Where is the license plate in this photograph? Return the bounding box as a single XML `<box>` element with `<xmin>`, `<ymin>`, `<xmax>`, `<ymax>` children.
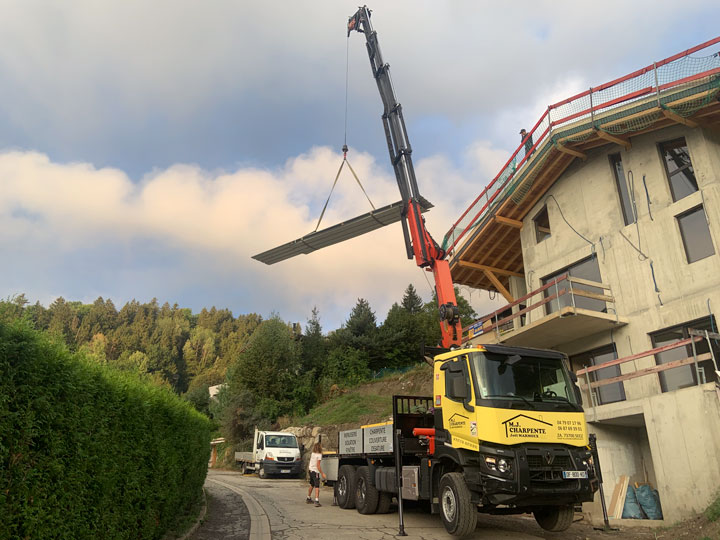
<box><xmin>281</xmin><ymin>469</ymin><xmax>290</xmax><ymax>473</ymax></box>
<box><xmin>562</xmin><ymin>470</ymin><xmax>587</xmax><ymax>479</ymax></box>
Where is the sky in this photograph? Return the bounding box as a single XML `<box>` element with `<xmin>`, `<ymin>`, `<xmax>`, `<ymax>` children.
<box><xmin>1</xmin><ymin>0</ymin><xmax>719</xmax><ymax>332</ymax></box>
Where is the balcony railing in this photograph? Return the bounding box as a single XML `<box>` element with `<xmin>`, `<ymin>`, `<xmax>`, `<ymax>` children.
<box><xmin>464</xmin><ymin>274</ymin><xmax>618</xmax><ymax>344</ymax></box>
<box><xmin>576</xmin><ymin>331</ymin><xmax>719</xmax><ymax>409</ymax></box>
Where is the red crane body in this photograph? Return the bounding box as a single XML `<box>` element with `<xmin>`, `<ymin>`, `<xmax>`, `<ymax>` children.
<box><xmin>348</xmin><ymin>6</ymin><xmax>462</xmax><ymax>348</ymax></box>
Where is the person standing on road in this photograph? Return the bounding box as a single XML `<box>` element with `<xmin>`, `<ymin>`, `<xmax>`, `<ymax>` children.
<box><xmin>306</xmin><ymin>442</ymin><xmax>326</xmax><ymax>507</ymax></box>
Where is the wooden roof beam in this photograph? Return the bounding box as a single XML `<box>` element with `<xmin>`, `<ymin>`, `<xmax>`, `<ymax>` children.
<box><xmin>482</xmin><ymin>268</ymin><xmax>514</xmax><ymax>303</ymax></box>
<box><xmin>458</xmin><ymin>260</ymin><xmax>524</xmax><ymax>278</ymax></box>
<box><xmin>662</xmin><ymin>108</ymin><xmax>699</xmax><ymax>128</ymax></box>
<box><xmin>594</xmin><ymin>129</ymin><xmax>631</xmax><ymax>150</ymax></box>
<box><xmin>555</xmin><ymin>142</ymin><xmax>587</xmax><ymax>161</ymax></box>
<box><xmin>494</xmin><ymin>215</ymin><xmax>523</xmax><ymax>229</ymax></box>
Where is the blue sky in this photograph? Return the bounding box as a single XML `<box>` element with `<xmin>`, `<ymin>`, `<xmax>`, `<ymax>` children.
<box><xmin>1</xmin><ymin>1</ymin><xmax>719</xmax><ymax>331</ymax></box>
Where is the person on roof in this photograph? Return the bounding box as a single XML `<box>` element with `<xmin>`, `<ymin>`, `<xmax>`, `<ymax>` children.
<box><xmin>520</xmin><ymin>128</ymin><xmax>534</xmax><ymax>158</ymax></box>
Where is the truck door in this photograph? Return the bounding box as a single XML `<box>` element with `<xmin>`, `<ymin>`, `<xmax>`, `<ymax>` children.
<box><xmin>255</xmin><ymin>432</ymin><xmax>264</xmax><ymax>463</ymax></box>
<box><xmin>439</xmin><ymin>356</ymin><xmax>478</xmax><ymax>451</ymax></box>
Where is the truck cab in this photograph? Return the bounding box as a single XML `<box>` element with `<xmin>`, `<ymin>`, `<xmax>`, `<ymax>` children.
<box><xmin>252</xmin><ymin>429</ymin><xmax>304</xmax><ymax>478</ymax></box>
<box><xmin>433</xmin><ymin>344</ymin><xmax>597</xmax><ymax>532</ymax></box>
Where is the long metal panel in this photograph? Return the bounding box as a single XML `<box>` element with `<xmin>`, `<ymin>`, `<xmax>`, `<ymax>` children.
<box><xmin>252</xmin><ymin>197</ymin><xmax>432</xmax><ymax>265</ymax></box>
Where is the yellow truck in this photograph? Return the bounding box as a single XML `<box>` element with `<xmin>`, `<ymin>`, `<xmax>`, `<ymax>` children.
<box><xmin>324</xmin><ymin>344</ymin><xmax>597</xmax><ymax>536</ymax></box>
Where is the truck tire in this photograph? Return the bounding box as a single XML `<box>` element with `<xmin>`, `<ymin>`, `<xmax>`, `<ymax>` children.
<box><xmin>533</xmin><ymin>504</ymin><xmax>574</xmax><ymax>532</ymax></box>
<box><xmin>439</xmin><ymin>472</ymin><xmax>477</xmax><ymax>537</ymax></box>
<box><xmin>337</xmin><ymin>465</ymin><xmax>357</xmax><ymax>509</ymax></box>
<box><xmin>376</xmin><ymin>492</ymin><xmax>392</xmax><ymax>514</ymax></box>
<box><xmin>355</xmin><ymin>466</ymin><xmax>379</xmax><ymax>515</ymax></box>
<box><xmin>258</xmin><ymin>466</ymin><xmax>267</xmax><ymax>479</ymax></box>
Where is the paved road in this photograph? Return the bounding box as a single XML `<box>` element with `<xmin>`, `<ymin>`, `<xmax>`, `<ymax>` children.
<box><xmin>201</xmin><ymin>470</ymin><xmax>570</xmax><ymax>540</ymax></box>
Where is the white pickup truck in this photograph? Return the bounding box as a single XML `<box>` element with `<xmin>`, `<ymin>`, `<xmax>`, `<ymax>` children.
<box><xmin>235</xmin><ymin>429</ymin><xmax>304</xmax><ymax>478</ymax></box>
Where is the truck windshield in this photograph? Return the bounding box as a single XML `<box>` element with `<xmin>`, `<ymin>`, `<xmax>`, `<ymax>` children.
<box><xmin>468</xmin><ymin>351</ymin><xmax>580</xmax><ymax>410</ymax></box>
<box><xmin>265</xmin><ymin>435</ymin><xmax>298</xmax><ymax>448</ymax></box>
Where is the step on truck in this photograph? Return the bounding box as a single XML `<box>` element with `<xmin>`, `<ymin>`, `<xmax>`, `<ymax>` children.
<box><xmin>235</xmin><ymin>428</ymin><xmax>304</xmax><ymax>478</ymax></box>
<box><xmin>324</xmin><ymin>344</ymin><xmax>598</xmax><ymax>536</ymax></box>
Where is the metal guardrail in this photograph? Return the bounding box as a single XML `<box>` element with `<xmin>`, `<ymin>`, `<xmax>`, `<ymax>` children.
<box><xmin>576</xmin><ymin>330</ymin><xmax>720</xmax><ymax>408</ymax></box>
<box><xmin>442</xmin><ymin>36</ymin><xmax>720</xmax><ymax>256</ymax></box>
<box><xmin>463</xmin><ymin>274</ymin><xmax>615</xmax><ymax>341</ymax></box>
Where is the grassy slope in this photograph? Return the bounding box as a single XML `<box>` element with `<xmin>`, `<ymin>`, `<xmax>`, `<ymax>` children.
<box><xmin>295</xmin><ymin>362</ymin><xmax>433</xmax><ymax>427</ymax></box>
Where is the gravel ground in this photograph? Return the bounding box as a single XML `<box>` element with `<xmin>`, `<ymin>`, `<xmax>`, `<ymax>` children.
<box><xmin>190</xmin><ymin>478</ymin><xmax>251</xmax><ymax>540</ymax></box>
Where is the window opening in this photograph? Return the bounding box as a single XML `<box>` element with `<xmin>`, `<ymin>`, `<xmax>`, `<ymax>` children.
<box><xmin>542</xmin><ymin>255</ymin><xmax>604</xmax><ymax>315</ymax></box>
<box><xmin>534</xmin><ymin>205</ymin><xmax>551</xmax><ymax>243</ymax></box>
<box><xmin>570</xmin><ymin>345</ymin><xmax>625</xmax><ymax>405</ymax></box>
<box><xmin>609</xmin><ymin>153</ymin><xmax>635</xmax><ymax>226</ymax></box>
<box><xmin>650</xmin><ymin>316</ymin><xmax>719</xmax><ymax>393</ymax></box>
<box><xmin>677</xmin><ymin>205</ymin><xmax>715</xmax><ymax>263</ymax></box>
<box><xmin>660</xmin><ymin>138</ymin><xmax>698</xmax><ymax>202</ymax></box>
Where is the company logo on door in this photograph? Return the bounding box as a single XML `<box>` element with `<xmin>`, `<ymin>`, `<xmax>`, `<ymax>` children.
<box><xmin>448</xmin><ymin>413</ymin><xmax>468</xmax><ymax>430</ymax></box>
<box><xmin>501</xmin><ymin>414</ymin><xmax>553</xmax><ymax>439</ymax></box>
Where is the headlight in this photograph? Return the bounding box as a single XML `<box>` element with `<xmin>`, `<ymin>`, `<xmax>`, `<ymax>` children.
<box><xmin>485</xmin><ymin>455</ymin><xmax>512</xmax><ymax>475</ymax></box>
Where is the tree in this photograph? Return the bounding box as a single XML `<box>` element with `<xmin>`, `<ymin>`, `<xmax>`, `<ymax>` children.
<box><xmin>48</xmin><ymin>297</ymin><xmax>78</xmax><ymax>346</ymax></box>
<box><xmin>346</xmin><ymin>298</ymin><xmax>377</xmax><ymax>337</ymax></box>
<box><xmin>301</xmin><ymin>307</ymin><xmax>326</xmax><ymax>373</ymax></box>
<box><xmin>401</xmin><ymin>284</ymin><xmax>423</xmax><ymax>314</ymax></box>
<box><xmin>80</xmin><ymin>333</ymin><xmax>108</xmax><ymax>364</ymax></box>
<box><xmin>322</xmin><ymin>346</ymin><xmax>370</xmax><ymax>387</ymax></box>
<box><xmin>226</xmin><ymin>316</ymin><xmax>302</xmax><ymax>422</ymax></box>
<box><xmin>183</xmin><ymin>327</ymin><xmax>218</xmax><ymax>380</ymax></box>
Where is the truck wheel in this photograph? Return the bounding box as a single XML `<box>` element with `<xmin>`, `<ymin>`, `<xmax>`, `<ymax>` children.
<box><xmin>355</xmin><ymin>466</ymin><xmax>379</xmax><ymax>515</ymax></box>
<box><xmin>337</xmin><ymin>465</ymin><xmax>357</xmax><ymax>509</ymax></box>
<box><xmin>258</xmin><ymin>466</ymin><xmax>266</xmax><ymax>479</ymax></box>
<box><xmin>439</xmin><ymin>472</ymin><xmax>477</xmax><ymax>537</ymax></box>
<box><xmin>533</xmin><ymin>504</ymin><xmax>574</xmax><ymax>532</ymax></box>
<box><xmin>376</xmin><ymin>492</ymin><xmax>392</xmax><ymax>514</ymax></box>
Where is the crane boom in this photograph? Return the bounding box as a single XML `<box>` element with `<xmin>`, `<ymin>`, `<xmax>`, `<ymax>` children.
<box><xmin>348</xmin><ymin>6</ymin><xmax>462</xmax><ymax>347</ymax></box>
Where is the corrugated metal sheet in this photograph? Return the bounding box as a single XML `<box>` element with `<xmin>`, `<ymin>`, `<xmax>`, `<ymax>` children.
<box><xmin>252</xmin><ymin>197</ymin><xmax>432</xmax><ymax>265</ymax></box>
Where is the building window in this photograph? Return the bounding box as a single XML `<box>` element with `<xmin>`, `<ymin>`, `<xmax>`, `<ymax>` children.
<box><xmin>610</xmin><ymin>153</ymin><xmax>635</xmax><ymax>226</ymax></box>
<box><xmin>570</xmin><ymin>345</ymin><xmax>625</xmax><ymax>406</ymax></box>
<box><xmin>534</xmin><ymin>206</ymin><xmax>551</xmax><ymax>243</ymax></box>
<box><xmin>677</xmin><ymin>206</ymin><xmax>715</xmax><ymax>263</ymax></box>
<box><xmin>542</xmin><ymin>255</ymin><xmax>604</xmax><ymax>315</ymax></box>
<box><xmin>650</xmin><ymin>317</ymin><xmax>719</xmax><ymax>393</ymax></box>
<box><xmin>660</xmin><ymin>138</ymin><xmax>698</xmax><ymax>202</ymax></box>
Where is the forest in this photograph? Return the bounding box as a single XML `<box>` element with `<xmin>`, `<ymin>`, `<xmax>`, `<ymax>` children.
<box><xmin>0</xmin><ymin>285</ymin><xmax>476</xmax><ymax>444</ymax></box>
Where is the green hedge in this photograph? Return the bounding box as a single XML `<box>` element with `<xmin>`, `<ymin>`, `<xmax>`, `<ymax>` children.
<box><xmin>0</xmin><ymin>321</ymin><xmax>212</xmax><ymax>539</ymax></box>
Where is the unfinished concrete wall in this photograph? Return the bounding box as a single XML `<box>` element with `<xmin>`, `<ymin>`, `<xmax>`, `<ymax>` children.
<box><xmin>518</xmin><ymin>123</ymin><xmax>720</xmax><ymax>523</ymax></box>
<box><xmin>643</xmin><ymin>383</ymin><xmax>720</xmax><ymax>522</ymax></box>
<box><xmin>521</xmin><ymin>125</ymin><xmax>719</xmax><ymax>399</ymax></box>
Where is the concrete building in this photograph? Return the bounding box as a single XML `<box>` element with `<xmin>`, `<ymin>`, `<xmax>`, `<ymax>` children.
<box><xmin>446</xmin><ymin>37</ymin><xmax>720</xmax><ymax>524</ymax></box>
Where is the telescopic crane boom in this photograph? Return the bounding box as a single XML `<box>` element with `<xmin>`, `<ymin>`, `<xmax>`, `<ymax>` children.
<box><xmin>347</xmin><ymin>6</ymin><xmax>462</xmax><ymax>347</ymax></box>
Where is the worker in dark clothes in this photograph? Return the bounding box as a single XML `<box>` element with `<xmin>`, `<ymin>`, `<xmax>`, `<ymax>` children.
<box><xmin>520</xmin><ymin>128</ymin><xmax>534</xmax><ymax>158</ymax></box>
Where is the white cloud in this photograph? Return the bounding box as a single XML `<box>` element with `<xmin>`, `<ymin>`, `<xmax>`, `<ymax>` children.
<box><xmin>0</xmin><ymin>147</ymin><xmax>502</xmax><ymax>326</ymax></box>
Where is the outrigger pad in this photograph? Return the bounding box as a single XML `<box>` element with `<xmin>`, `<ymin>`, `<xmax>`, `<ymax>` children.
<box><xmin>252</xmin><ymin>197</ymin><xmax>432</xmax><ymax>265</ymax></box>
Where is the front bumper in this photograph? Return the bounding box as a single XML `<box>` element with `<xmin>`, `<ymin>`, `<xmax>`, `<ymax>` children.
<box><xmin>261</xmin><ymin>459</ymin><xmax>304</xmax><ymax>476</ymax></box>
<box><xmin>477</xmin><ymin>444</ymin><xmax>598</xmax><ymax>507</ymax></box>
